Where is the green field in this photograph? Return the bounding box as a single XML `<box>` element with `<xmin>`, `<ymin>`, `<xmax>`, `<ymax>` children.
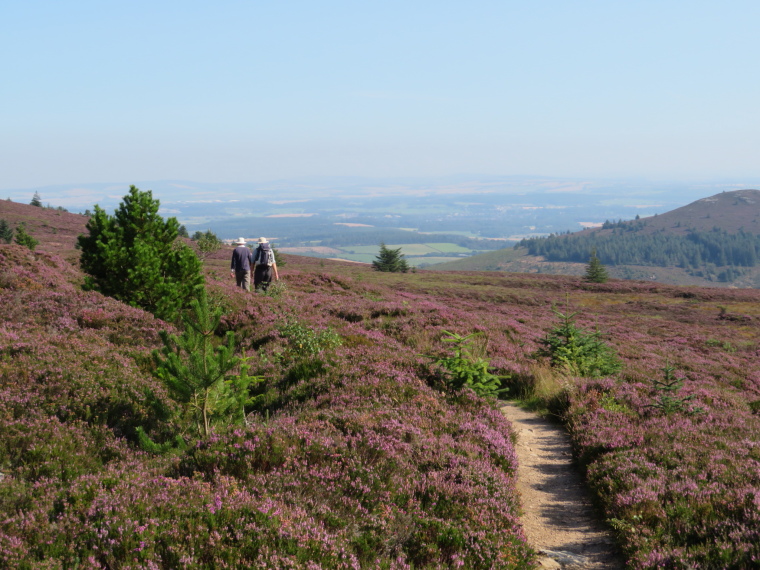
<box><xmin>332</xmin><ymin>253</ymin><xmax>376</xmax><ymax>263</ymax></box>
<box><xmin>409</xmin><ymin>256</ymin><xmax>464</xmax><ymax>267</ymax></box>
<box><xmin>342</xmin><ymin>243</ymin><xmax>472</xmax><ymax>256</ymax></box>
<box><xmin>424</xmin><ymin>242</ymin><xmax>471</xmax><ymax>253</ymax></box>
<box><xmin>325</xmin><ymin>242</ymin><xmax>478</xmax><ymax>266</ymax></box>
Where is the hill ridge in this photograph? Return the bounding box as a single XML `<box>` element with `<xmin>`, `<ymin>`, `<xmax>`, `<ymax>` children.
<box><xmin>437</xmin><ymin>189</ymin><xmax>760</xmax><ymax>287</ymax></box>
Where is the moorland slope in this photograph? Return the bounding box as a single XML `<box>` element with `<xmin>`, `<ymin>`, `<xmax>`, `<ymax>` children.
<box><xmin>438</xmin><ymin>189</ymin><xmax>760</xmax><ymax>288</ymax></box>
<box><xmin>0</xmin><ymin>199</ymin><xmax>87</xmax><ymax>262</ymax></box>
<box><xmin>2</xmin><ymin>201</ymin><xmax>760</xmax><ymax>568</ymax></box>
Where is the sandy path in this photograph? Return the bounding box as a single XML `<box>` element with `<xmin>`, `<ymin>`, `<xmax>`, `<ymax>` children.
<box><xmin>500</xmin><ymin>403</ymin><xmax>624</xmax><ymax>569</ymax></box>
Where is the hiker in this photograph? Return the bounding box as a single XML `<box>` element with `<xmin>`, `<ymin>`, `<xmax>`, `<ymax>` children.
<box><xmin>230</xmin><ymin>237</ymin><xmax>253</xmax><ymax>291</ymax></box>
<box><xmin>253</xmin><ymin>237</ymin><xmax>279</xmax><ymax>292</ymax></box>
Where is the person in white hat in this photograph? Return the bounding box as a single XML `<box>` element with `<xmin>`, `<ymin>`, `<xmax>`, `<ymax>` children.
<box><xmin>229</xmin><ymin>237</ymin><xmax>253</xmax><ymax>291</ymax></box>
<box><xmin>252</xmin><ymin>237</ymin><xmax>279</xmax><ymax>292</ymax></box>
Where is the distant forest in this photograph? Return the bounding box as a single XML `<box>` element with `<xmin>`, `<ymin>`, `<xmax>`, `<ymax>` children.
<box><xmin>519</xmin><ymin>224</ymin><xmax>760</xmax><ymax>272</ymax></box>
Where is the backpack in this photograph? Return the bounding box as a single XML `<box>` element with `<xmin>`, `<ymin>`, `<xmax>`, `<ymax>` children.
<box><xmin>258</xmin><ymin>246</ymin><xmax>275</xmax><ymax>267</ymax></box>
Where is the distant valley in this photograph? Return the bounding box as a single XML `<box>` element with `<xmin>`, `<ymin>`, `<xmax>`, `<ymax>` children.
<box><xmin>5</xmin><ymin>176</ymin><xmax>760</xmax><ymax>287</ymax></box>
<box><xmin>6</xmin><ymin>175</ymin><xmax>760</xmax><ymax>271</ymax></box>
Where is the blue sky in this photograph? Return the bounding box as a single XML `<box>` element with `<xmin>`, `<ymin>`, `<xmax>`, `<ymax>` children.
<box><xmin>2</xmin><ymin>1</ymin><xmax>760</xmax><ymax>190</ymax></box>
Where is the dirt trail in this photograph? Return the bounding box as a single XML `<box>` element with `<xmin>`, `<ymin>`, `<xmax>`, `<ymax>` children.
<box><xmin>500</xmin><ymin>403</ymin><xmax>624</xmax><ymax>569</ymax></box>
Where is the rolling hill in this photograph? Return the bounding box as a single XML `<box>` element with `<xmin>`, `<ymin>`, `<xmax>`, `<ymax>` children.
<box><xmin>436</xmin><ymin>189</ymin><xmax>760</xmax><ymax>288</ymax></box>
<box><xmin>2</xmin><ymin>196</ymin><xmax>760</xmax><ymax>567</ymax></box>
<box><xmin>615</xmin><ymin>188</ymin><xmax>760</xmax><ymax>235</ymax></box>
<box><xmin>0</xmin><ymin>199</ymin><xmax>87</xmax><ymax>262</ymax></box>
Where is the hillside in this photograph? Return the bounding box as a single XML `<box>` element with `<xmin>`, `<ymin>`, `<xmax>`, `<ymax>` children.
<box><xmin>437</xmin><ymin>189</ymin><xmax>760</xmax><ymax>288</ymax></box>
<box><xmin>0</xmin><ymin>199</ymin><xmax>87</xmax><ymax>262</ymax></box>
<box><xmin>621</xmin><ymin>188</ymin><xmax>760</xmax><ymax>235</ymax></box>
<box><xmin>3</xmin><ymin>196</ymin><xmax>760</xmax><ymax>568</ymax></box>
<box><xmin>1</xmin><ymin>236</ymin><xmax>544</xmax><ymax>568</ymax></box>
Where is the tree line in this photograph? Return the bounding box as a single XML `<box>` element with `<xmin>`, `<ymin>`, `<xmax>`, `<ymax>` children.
<box><xmin>519</xmin><ymin>227</ymin><xmax>760</xmax><ymax>269</ymax></box>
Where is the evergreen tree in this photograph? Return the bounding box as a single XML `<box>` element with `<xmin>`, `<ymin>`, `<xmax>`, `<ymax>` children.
<box><xmin>272</xmin><ymin>246</ymin><xmax>286</xmax><ymax>268</ymax></box>
<box><xmin>151</xmin><ymin>288</ymin><xmax>262</xmax><ymax>438</ymax></box>
<box><xmin>537</xmin><ymin>308</ymin><xmax>621</xmax><ymax>378</ymax></box>
<box><xmin>372</xmin><ymin>242</ymin><xmax>409</xmax><ymax>273</ymax></box>
<box><xmin>195</xmin><ymin>229</ymin><xmax>222</xmax><ymax>260</ymax></box>
<box><xmin>14</xmin><ymin>223</ymin><xmax>38</xmax><ymax>251</ymax></box>
<box><xmin>177</xmin><ymin>224</ymin><xmax>189</xmax><ymax>238</ymax></box>
<box><xmin>584</xmin><ymin>249</ymin><xmax>609</xmax><ymax>283</ymax></box>
<box><xmin>78</xmin><ymin>185</ymin><xmax>204</xmax><ymax>322</ymax></box>
<box><xmin>30</xmin><ymin>192</ymin><xmax>42</xmax><ymax>207</ymax></box>
<box><xmin>0</xmin><ymin>219</ymin><xmax>13</xmax><ymax>243</ymax></box>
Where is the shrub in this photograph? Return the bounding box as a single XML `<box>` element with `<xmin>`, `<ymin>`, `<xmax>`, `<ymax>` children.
<box><xmin>428</xmin><ymin>330</ymin><xmax>504</xmax><ymax>399</ymax></box>
<box><xmin>193</xmin><ymin>229</ymin><xmax>222</xmax><ymax>259</ymax></box>
<box><xmin>14</xmin><ymin>223</ymin><xmax>38</xmax><ymax>251</ymax></box>
<box><xmin>78</xmin><ymin>185</ymin><xmax>204</xmax><ymax>322</ymax></box>
<box><xmin>277</xmin><ymin>318</ymin><xmax>342</xmax><ymax>360</ymax></box>
<box><xmin>262</xmin><ymin>280</ymin><xmax>287</xmax><ymax>299</ymax></box>
<box><xmin>536</xmin><ymin>308</ymin><xmax>621</xmax><ymax>377</ymax></box>
<box><xmin>273</xmin><ymin>246</ymin><xmax>286</xmax><ymax>268</ymax></box>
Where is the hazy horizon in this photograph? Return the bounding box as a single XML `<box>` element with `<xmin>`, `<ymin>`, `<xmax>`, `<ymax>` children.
<box><xmin>3</xmin><ymin>2</ymin><xmax>760</xmax><ymax>191</ymax></box>
<box><xmin>6</xmin><ymin>174</ymin><xmax>760</xmax><ymax>213</ymax></box>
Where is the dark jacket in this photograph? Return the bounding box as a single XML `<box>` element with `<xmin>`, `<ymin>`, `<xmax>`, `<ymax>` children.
<box><xmin>230</xmin><ymin>246</ymin><xmax>253</xmax><ymax>272</ymax></box>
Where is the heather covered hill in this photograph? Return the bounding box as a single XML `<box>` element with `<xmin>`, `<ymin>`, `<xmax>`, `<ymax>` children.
<box><xmin>439</xmin><ymin>190</ymin><xmax>760</xmax><ymax>288</ymax></box>
<box><xmin>0</xmin><ymin>199</ymin><xmax>88</xmax><ymax>261</ymax></box>
<box><xmin>0</xmin><ymin>244</ymin><xmax>532</xmax><ymax>568</ymax></box>
<box><xmin>619</xmin><ymin>188</ymin><xmax>760</xmax><ymax>235</ymax></box>
<box><xmin>2</xmin><ymin>230</ymin><xmax>760</xmax><ymax>567</ymax></box>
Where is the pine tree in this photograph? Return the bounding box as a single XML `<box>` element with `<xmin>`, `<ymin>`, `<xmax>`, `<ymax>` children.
<box><xmin>584</xmin><ymin>248</ymin><xmax>609</xmax><ymax>283</ymax></box>
<box><xmin>195</xmin><ymin>229</ymin><xmax>222</xmax><ymax>260</ymax></box>
<box><xmin>272</xmin><ymin>246</ymin><xmax>286</xmax><ymax>268</ymax></box>
<box><xmin>78</xmin><ymin>185</ymin><xmax>204</xmax><ymax>322</ymax></box>
<box><xmin>14</xmin><ymin>223</ymin><xmax>38</xmax><ymax>251</ymax></box>
<box><xmin>152</xmin><ymin>288</ymin><xmax>262</xmax><ymax>438</ymax></box>
<box><xmin>372</xmin><ymin>242</ymin><xmax>409</xmax><ymax>273</ymax></box>
<box><xmin>537</xmin><ymin>308</ymin><xmax>621</xmax><ymax>377</ymax></box>
<box><xmin>30</xmin><ymin>192</ymin><xmax>42</xmax><ymax>207</ymax></box>
<box><xmin>0</xmin><ymin>219</ymin><xmax>13</xmax><ymax>243</ymax></box>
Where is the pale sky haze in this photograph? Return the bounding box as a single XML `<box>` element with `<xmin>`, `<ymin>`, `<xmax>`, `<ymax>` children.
<box><xmin>2</xmin><ymin>1</ymin><xmax>760</xmax><ymax>190</ymax></box>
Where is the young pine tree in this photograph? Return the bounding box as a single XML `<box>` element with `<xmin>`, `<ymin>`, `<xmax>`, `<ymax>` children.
<box><xmin>78</xmin><ymin>185</ymin><xmax>204</xmax><ymax>322</ymax></box>
<box><xmin>30</xmin><ymin>192</ymin><xmax>42</xmax><ymax>207</ymax></box>
<box><xmin>584</xmin><ymin>248</ymin><xmax>609</xmax><ymax>283</ymax></box>
<box><xmin>151</xmin><ymin>288</ymin><xmax>262</xmax><ymax>439</ymax></box>
<box><xmin>429</xmin><ymin>331</ymin><xmax>503</xmax><ymax>399</ymax></box>
<box><xmin>372</xmin><ymin>242</ymin><xmax>409</xmax><ymax>273</ymax></box>
<box><xmin>537</xmin><ymin>308</ymin><xmax>621</xmax><ymax>378</ymax></box>
<box><xmin>0</xmin><ymin>219</ymin><xmax>13</xmax><ymax>243</ymax></box>
<box><xmin>14</xmin><ymin>223</ymin><xmax>38</xmax><ymax>251</ymax></box>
